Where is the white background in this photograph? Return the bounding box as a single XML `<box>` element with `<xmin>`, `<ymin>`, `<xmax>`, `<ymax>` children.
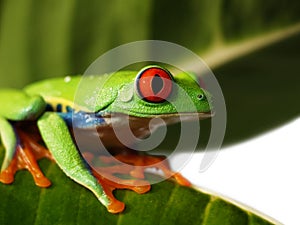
<box><xmin>179</xmin><ymin>117</ymin><xmax>300</xmax><ymax>225</ymax></box>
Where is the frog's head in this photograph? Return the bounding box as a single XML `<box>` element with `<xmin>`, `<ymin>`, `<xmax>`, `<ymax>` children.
<box><xmin>96</xmin><ymin>66</ymin><xmax>212</xmax><ymax>121</ymax></box>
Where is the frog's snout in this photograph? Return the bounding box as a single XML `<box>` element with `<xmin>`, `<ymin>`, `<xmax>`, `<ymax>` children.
<box><xmin>197</xmin><ymin>89</ymin><xmax>214</xmax><ymax>115</ymax></box>
<box><xmin>200</xmin><ymin>90</ymin><xmax>213</xmax><ymax>104</ymax></box>
<box><xmin>197</xmin><ymin>93</ymin><xmax>205</xmax><ymax>100</ymax></box>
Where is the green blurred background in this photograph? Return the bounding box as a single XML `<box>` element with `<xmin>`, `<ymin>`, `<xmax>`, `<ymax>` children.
<box><xmin>0</xmin><ymin>0</ymin><xmax>300</xmax><ymax>145</ymax></box>
<box><xmin>1</xmin><ymin>0</ymin><xmax>300</xmax><ymax>87</ymax></box>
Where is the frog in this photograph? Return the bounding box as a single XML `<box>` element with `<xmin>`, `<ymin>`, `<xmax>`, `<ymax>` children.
<box><xmin>0</xmin><ymin>65</ymin><xmax>212</xmax><ymax>213</ymax></box>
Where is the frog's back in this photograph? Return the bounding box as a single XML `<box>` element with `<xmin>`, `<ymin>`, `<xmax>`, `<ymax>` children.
<box><xmin>24</xmin><ymin>72</ymin><xmax>135</xmax><ymax>112</ymax></box>
<box><xmin>25</xmin><ymin>76</ymin><xmax>82</xmax><ymax>101</ymax></box>
<box><xmin>26</xmin><ymin>75</ymin><xmax>107</xmax><ymax>112</ymax></box>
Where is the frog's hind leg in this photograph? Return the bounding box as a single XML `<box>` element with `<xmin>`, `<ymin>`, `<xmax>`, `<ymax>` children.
<box><xmin>0</xmin><ymin>89</ymin><xmax>51</xmax><ymax>187</ymax></box>
<box><xmin>0</xmin><ymin>125</ymin><xmax>53</xmax><ymax>187</ymax></box>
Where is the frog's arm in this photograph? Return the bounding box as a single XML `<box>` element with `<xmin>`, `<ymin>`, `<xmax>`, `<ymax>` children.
<box><xmin>37</xmin><ymin>112</ymin><xmax>122</xmax><ymax>213</ymax></box>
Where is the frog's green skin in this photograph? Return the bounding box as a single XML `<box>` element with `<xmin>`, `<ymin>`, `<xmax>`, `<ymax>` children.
<box><xmin>0</xmin><ymin>66</ymin><xmax>211</xmax><ymax>213</ymax></box>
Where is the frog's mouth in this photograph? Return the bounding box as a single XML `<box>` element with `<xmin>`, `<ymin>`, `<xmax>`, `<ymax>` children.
<box><xmin>147</xmin><ymin>111</ymin><xmax>213</xmax><ymax>120</ymax></box>
<box><xmin>129</xmin><ymin>111</ymin><xmax>213</xmax><ymax>126</ymax></box>
<box><xmin>123</xmin><ymin>110</ymin><xmax>212</xmax><ymax>119</ymax></box>
<box><xmin>100</xmin><ymin>111</ymin><xmax>213</xmax><ymax>129</ymax></box>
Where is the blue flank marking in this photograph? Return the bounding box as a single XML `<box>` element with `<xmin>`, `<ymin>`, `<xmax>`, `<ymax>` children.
<box><xmin>45</xmin><ymin>104</ymin><xmax>54</xmax><ymax>111</ymax></box>
<box><xmin>45</xmin><ymin>103</ymin><xmax>105</xmax><ymax>128</ymax></box>
<box><xmin>57</xmin><ymin>111</ymin><xmax>106</xmax><ymax>128</ymax></box>
<box><xmin>66</xmin><ymin>106</ymin><xmax>74</xmax><ymax>112</ymax></box>
<box><xmin>56</xmin><ymin>104</ymin><xmax>62</xmax><ymax>112</ymax></box>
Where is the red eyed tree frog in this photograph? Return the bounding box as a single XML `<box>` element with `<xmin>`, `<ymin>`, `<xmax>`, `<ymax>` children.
<box><xmin>0</xmin><ymin>66</ymin><xmax>212</xmax><ymax>213</ymax></box>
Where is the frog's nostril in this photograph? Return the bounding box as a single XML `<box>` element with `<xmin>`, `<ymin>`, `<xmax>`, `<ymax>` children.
<box><xmin>197</xmin><ymin>94</ymin><xmax>204</xmax><ymax>100</ymax></box>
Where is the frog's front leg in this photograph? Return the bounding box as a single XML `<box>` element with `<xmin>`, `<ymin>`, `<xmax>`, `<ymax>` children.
<box><xmin>37</xmin><ymin>112</ymin><xmax>147</xmax><ymax>213</ymax></box>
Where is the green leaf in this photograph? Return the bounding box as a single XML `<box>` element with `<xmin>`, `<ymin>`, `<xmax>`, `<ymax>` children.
<box><xmin>0</xmin><ymin>149</ymin><xmax>277</xmax><ymax>225</ymax></box>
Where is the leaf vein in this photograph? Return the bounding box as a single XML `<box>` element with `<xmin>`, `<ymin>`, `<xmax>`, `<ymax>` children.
<box><xmin>76</xmin><ymin>186</ymin><xmax>84</xmax><ymax>225</ymax></box>
<box><xmin>33</xmin><ymin>162</ymin><xmax>55</xmax><ymax>225</ymax></box>
<box><xmin>116</xmin><ymin>191</ymin><xmax>129</xmax><ymax>225</ymax></box>
<box><xmin>157</xmin><ymin>184</ymin><xmax>179</xmax><ymax>224</ymax></box>
<box><xmin>201</xmin><ymin>195</ymin><xmax>216</xmax><ymax>225</ymax></box>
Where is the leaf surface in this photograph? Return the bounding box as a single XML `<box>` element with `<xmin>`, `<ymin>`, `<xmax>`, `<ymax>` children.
<box><xmin>0</xmin><ymin>149</ymin><xmax>277</xmax><ymax>225</ymax></box>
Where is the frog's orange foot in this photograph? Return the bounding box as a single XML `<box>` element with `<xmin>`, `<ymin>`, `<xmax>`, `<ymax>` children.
<box><xmin>0</xmin><ymin>130</ymin><xmax>53</xmax><ymax>187</ymax></box>
<box><xmin>99</xmin><ymin>152</ymin><xmax>191</xmax><ymax>187</ymax></box>
<box><xmin>85</xmin><ymin>151</ymin><xmax>191</xmax><ymax>212</ymax></box>
<box><xmin>91</xmin><ymin>167</ymin><xmax>151</xmax><ymax>213</ymax></box>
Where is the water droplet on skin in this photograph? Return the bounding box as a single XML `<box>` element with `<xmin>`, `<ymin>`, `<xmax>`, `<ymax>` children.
<box><xmin>119</xmin><ymin>85</ymin><xmax>134</xmax><ymax>102</ymax></box>
<box><xmin>64</xmin><ymin>76</ymin><xmax>71</xmax><ymax>83</ymax></box>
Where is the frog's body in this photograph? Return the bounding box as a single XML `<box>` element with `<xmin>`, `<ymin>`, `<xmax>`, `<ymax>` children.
<box><xmin>0</xmin><ymin>66</ymin><xmax>212</xmax><ymax>213</ymax></box>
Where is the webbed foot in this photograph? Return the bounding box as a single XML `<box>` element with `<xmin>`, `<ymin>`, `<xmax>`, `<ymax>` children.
<box><xmin>0</xmin><ymin>130</ymin><xmax>53</xmax><ymax>187</ymax></box>
<box><xmin>83</xmin><ymin>149</ymin><xmax>191</xmax><ymax>212</ymax></box>
<box><xmin>91</xmin><ymin>167</ymin><xmax>151</xmax><ymax>213</ymax></box>
<box><xmin>96</xmin><ymin>151</ymin><xmax>191</xmax><ymax>186</ymax></box>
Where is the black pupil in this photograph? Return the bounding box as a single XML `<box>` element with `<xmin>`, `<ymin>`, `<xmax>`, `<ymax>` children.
<box><xmin>152</xmin><ymin>74</ymin><xmax>164</xmax><ymax>94</ymax></box>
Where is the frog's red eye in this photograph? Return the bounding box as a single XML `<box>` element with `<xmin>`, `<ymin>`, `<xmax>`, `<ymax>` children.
<box><xmin>135</xmin><ymin>66</ymin><xmax>174</xmax><ymax>103</ymax></box>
